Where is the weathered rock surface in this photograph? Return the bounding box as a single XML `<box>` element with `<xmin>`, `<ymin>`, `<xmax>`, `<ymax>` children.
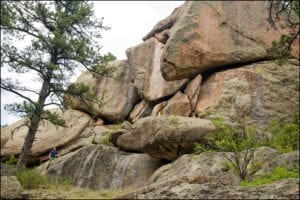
<box><xmin>196</xmin><ymin>60</ymin><xmax>299</xmax><ymax>127</ymax></box>
<box><xmin>1</xmin><ymin>109</ymin><xmax>94</xmax><ymax>163</ymax></box>
<box><xmin>117</xmin><ymin>150</ymin><xmax>299</xmax><ymax>199</ymax></box>
<box><xmin>143</xmin><ymin>2</ymin><xmax>188</xmax><ymax>42</ymax></box>
<box><xmin>113</xmin><ymin>116</ymin><xmax>216</xmax><ymax>160</ymax></box>
<box><xmin>151</xmin><ymin>92</ymin><xmax>191</xmax><ymax>117</ymax></box>
<box><xmin>144</xmin><ymin>1</ymin><xmax>297</xmax><ymax>80</ymax></box>
<box><xmin>58</xmin><ymin>124</ymin><xmax>110</xmax><ymax>157</ymax></box>
<box><xmin>129</xmin><ymin>100</ymin><xmax>153</xmax><ymax>123</ymax></box>
<box><xmin>42</xmin><ymin>144</ymin><xmax>163</xmax><ymax>190</ymax></box>
<box><xmin>151</xmin><ymin>101</ymin><xmax>167</xmax><ymax>116</ymax></box>
<box><xmin>66</xmin><ymin>60</ymin><xmax>139</xmax><ymax>122</ymax></box>
<box><xmin>1</xmin><ymin>176</ymin><xmax>22</xmax><ymax>200</ymax></box>
<box><xmin>148</xmin><ymin>152</ymin><xmax>241</xmax><ymax>186</ymax></box>
<box><xmin>0</xmin><ymin>163</ymin><xmax>16</xmax><ymax>176</ymax></box>
<box><xmin>252</xmin><ymin>147</ymin><xmax>280</xmax><ymax>166</ymax></box>
<box><xmin>252</xmin><ymin>150</ymin><xmax>299</xmax><ymax>180</ymax></box>
<box><xmin>184</xmin><ymin>74</ymin><xmax>202</xmax><ymax>112</ymax></box>
<box><xmin>119</xmin><ymin>179</ymin><xmax>299</xmax><ymax>199</ymax></box>
<box><xmin>126</xmin><ymin>37</ymin><xmax>187</xmax><ymax>101</ymax></box>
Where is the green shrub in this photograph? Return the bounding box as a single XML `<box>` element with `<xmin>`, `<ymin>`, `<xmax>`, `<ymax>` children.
<box><xmin>14</xmin><ymin>167</ymin><xmax>74</xmax><ymax>189</ymax></box>
<box><xmin>266</xmin><ymin>116</ymin><xmax>299</xmax><ymax>153</ymax></box>
<box><xmin>5</xmin><ymin>155</ymin><xmax>18</xmax><ymax>165</ymax></box>
<box><xmin>100</xmin><ymin>131</ymin><xmax>112</xmax><ymax>146</ymax></box>
<box><xmin>241</xmin><ymin>166</ymin><xmax>299</xmax><ymax>187</ymax></box>
<box><xmin>193</xmin><ymin>143</ymin><xmax>212</xmax><ymax>155</ymax></box>
<box><xmin>14</xmin><ymin>168</ymin><xmax>49</xmax><ymax>189</ymax></box>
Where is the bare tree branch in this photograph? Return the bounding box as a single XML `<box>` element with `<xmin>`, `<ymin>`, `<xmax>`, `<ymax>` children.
<box><xmin>1</xmin><ymin>83</ymin><xmax>36</xmax><ymax>105</ymax></box>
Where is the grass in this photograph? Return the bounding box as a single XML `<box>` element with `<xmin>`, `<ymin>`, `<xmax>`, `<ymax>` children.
<box><xmin>265</xmin><ymin>115</ymin><xmax>299</xmax><ymax>153</ymax></box>
<box><xmin>14</xmin><ymin>167</ymin><xmax>74</xmax><ymax>190</ymax></box>
<box><xmin>241</xmin><ymin>166</ymin><xmax>299</xmax><ymax>187</ymax></box>
<box><xmin>23</xmin><ymin>187</ymin><xmax>133</xmax><ymax>199</ymax></box>
<box><xmin>99</xmin><ymin>131</ymin><xmax>113</xmax><ymax>146</ymax></box>
<box><xmin>14</xmin><ymin>167</ymin><xmax>134</xmax><ymax>199</ymax></box>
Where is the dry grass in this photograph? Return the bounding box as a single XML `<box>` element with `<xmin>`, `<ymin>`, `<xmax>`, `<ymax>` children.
<box><xmin>21</xmin><ymin>186</ymin><xmax>134</xmax><ymax>199</ymax></box>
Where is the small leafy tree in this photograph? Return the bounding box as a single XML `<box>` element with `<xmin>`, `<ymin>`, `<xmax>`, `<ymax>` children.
<box><xmin>194</xmin><ymin>118</ymin><xmax>260</xmax><ymax>180</ymax></box>
<box><xmin>0</xmin><ymin>1</ymin><xmax>114</xmax><ymax>168</ymax></box>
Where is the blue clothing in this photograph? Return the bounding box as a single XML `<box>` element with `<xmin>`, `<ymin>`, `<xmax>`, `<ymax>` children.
<box><xmin>50</xmin><ymin>149</ymin><xmax>58</xmax><ymax>158</ymax></box>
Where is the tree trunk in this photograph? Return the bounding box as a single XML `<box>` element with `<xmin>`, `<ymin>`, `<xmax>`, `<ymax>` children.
<box><xmin>16</xmin><ymin>114</ymin><xmax>42</xmax><ymax>168</ymax></box>
<box><xmin>16</xmin><ymin>67</ymin><xmax>54</xmax><ymax>168</ymax></box>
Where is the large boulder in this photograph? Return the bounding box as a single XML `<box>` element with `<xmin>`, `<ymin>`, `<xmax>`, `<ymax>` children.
<box><xmin>42</xmin><ymin>144</ymin><xmax>162</xmax><ymax>190</ymax></box>
<box><xmin>195</xmin><ymin>60</ymin><xmax>299</xmax><ymax>127</ymax></box>
<box><xmin>1</xmin><ymin>176</ymin><xmax>22</xmax><ymax>199</ymax></box>
<box><xmin>147</xmin><ymin>152</ymin><xmax>241</xmax><ymax>186</ymax></box>
<box><xmin>113</xmin><ymin>116</ymin><xmax>216</xmax><ymax>160</ymax></box>
<box><xmin>66</xmin><ymin>60</ymin><xmax>139</xmax><ymax>122</ymax></box>
<box><xmin>1</xmin><ymin>109</ymin><xmax>94</xmax><ymax>163</ymax></box>
<box><xmin>0</xmin><ymin>163</ymin><xmax>17</xmax><ymax>176</ymax></box>
<box><xmin>144</xmin><ymin>1</ymin><xmax>297</xmax><ymax>80</ymax></box>
<box><xmin>142</xmin><ymin>2</ymin><xmax>188</xmax><ymax>43</ymax></box>
<box><xmin>126</xmin><ymin>37</ymin><xmax>187</xmax><ymax>101</ymax></box>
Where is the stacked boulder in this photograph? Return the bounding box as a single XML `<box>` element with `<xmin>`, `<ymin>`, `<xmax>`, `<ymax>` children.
<box><xmin>65</xmin><ymin>0</ymin><xmax>299</xmax><ymax>125</ymax></box>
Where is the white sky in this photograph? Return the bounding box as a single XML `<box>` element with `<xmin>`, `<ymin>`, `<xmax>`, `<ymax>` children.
<box><xmin>0</xmin><ymin>1</ymin><xmax>185</xmax><ymax>126</ymax></box>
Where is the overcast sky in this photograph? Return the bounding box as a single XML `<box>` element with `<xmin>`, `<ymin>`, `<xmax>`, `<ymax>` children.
<box><xmin>0</xmin><ymin>1</ymin><xmax>185</xmax><ymax>126</ymax></box>
<box><xmin>94</xmin><ymin>1</ymin><xmax>184</xmax><ymax>59</ymax></box>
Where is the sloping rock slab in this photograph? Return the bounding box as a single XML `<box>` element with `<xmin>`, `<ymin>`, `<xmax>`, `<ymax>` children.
<box><xmin>117</xmin><ymin>150</ymin><xmax>299</xmax><ymax>199</ymax></box>
<box><xmin>118</xmin><ymin>178</ymin><xmax>299</xmax><ymax>199</ymax></box>
<box><xmin>42</xmin><ymin>144</ymin><xmax>162</xmax><ymax>190</ymax></box>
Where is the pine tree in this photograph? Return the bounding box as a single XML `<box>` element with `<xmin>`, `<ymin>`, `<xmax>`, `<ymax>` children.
<box><xmin>0</xmin><ymin>1</ymin><xmax>112</xmax><ymax>168</ymax></box>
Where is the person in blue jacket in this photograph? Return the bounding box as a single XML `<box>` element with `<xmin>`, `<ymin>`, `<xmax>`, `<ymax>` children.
<box><xmin>49</xmin><ymin>147</ymin><xmax>59</xmax><ymax>159</ymax></box>
<box><xmin>47</xmin><ymin>147</ymin><xmax>59</xmax><ymax>169</ymax></box>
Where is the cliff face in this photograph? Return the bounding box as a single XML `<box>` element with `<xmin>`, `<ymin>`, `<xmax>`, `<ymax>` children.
<box><xmin>64</xmin><ymin>1</ymin><xmax>299</xmax><ymax>125</ymax></box>
<box><xmin>1</xmin><ymin>1</ymin><xmax>299</xmax><ymax>198</ymax></box>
